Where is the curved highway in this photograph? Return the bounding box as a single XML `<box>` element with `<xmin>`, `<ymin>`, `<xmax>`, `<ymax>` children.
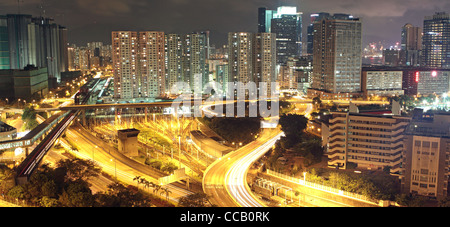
<box><xmin>203</xmin><ymin>99</ymin><xmax>313</xmax><ymax>207</ymax></box>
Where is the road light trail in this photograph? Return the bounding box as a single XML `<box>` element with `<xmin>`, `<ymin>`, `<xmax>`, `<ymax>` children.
<box><xmin>203</xmin><ymin>97</ymin><xmax>313</xmax><ymax>207</ymax></box>
<box><xmin>225</xmin><ymin>131</ymin><xmax>283</xmax><ymax>207</ymax></box>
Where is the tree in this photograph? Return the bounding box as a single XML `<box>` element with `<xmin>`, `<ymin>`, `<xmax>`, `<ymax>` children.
<box><xmin>56</xmin><ymin>158</ymin><xmax>100</xmax><ymax>182</ymax></box>
<box><xmin>133</xmin><ymin>176</ymin><xmax>142</xmax><ymax>188</ymax></box>
<box><xmin>95</xmin><ymin>183</ymin><xmax>152</xmax><ymax>207</ymax></box>
<box><xmin>161</xmin><ymin>162</ymin><xmax>178</xmax><ymax>174</ymax></box>
<box><xmin>279</xmin><ymin>114</ymin><xmax>308</xmax><ymax>137</ymax></box>
<box><xmin>40</xmin><ymin>196</ymin><xmax>58</xmax><ymax>207</ymax></box>
<box><xmin>161</xmin><ymin>187</ymin><xmax>172</xmax><ymax>201</ymax></box>
<box><xmin>0</xmin><ymin>165</ymin><xmax>15</xmax><ymax>194</ymax></box>
<box><xmin>178</xmin><ymin>192</ymin><xmax>212</xmax><ymax>207</ymax></box>
<box><xmin>7</xmin><ymin>185</ymin><xmax>26</xmax><ymax>200</ymax></box>
<box><xmin>201</xmin><ymin>117</ymin><xmax>261</xmax><ymax>145</ymax></box>
<box><xmin>278</xmin><ymin>114</ymin><xmax>308</xmax><ymax>149</ymax></box>
<box><xmin>312</xmin><ymin>96</ymin><xmax>322</xmax><ymax>109</ymax></box>
<box><xmin>41</xmin><ymin>180</ymin><xmax>57</xmax><ymax>198</ymax></box>
<box><xmin>22</xmin><ymin>106</ymin><xmax>39</xmax><ymax>130</ymax></box>
<box><xmin>59</xmin><ymin>180</ymin><xmax>95</xmax><ymax>207</ymax></box>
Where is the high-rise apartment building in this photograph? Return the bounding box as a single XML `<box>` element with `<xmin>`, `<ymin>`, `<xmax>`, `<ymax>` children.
<box><xmin>422</xmin><ymin>12</ymin><xmax>450</xmax><ymax>69</ymax></box>
<box><xmin>112</xmin><ymin>31</ymin><xmax>139</xmax><ymax>99</ymax></box>
<box><xmin>139</xmin><ymin>31</ymin><xmax>166</xmax><ymax>98</ymax></box>
<box><xmin>112</xmin><ymin>31</ymin><xmax>166</xmax><ymax>100</ymax></box>
<box><xmin>228</xmin><ymin>32</ymin><xmax>253</xmax><ymax>96</ymax></box>
<box><xmin>253</xmin><ymin>33</ymin><xmax>276</xmax><ymax>96</ymax></box>
<box><xmin>78</xmin><ymin>47</ymin><xmax>90</xmax><ymax>71</ymax></box>
<box><xmin>258</xmin><ymin>6</ymin><xmax>302</xmax><ymax>64</ymax></box>
<box><xmin>165</xmin><ymin>34</ymin><xmax>182</xmax><ymax>94</ymax></box>
<box><xmin>308</xmin><ymin>14</ymin><xmax>362</xmax><ymax>100</ymax></box>
<box><xmin>401</xmin><ymin>23</ymin><xmax>422</xmax><ymax>66</ymax></box>
<box><xmin>185</xmin><ymin>32</ymin><xmax>209</xmax><ymax>93</ymax></box>
<box><xmin>402</xmin><ymin>109</ymin><xmax>450</xmax><ymax>199</ymax></box>
<box><xmin>227</xmin><ymin>32</ymin><xmax>278</xmax><ymax>97</ymax></box>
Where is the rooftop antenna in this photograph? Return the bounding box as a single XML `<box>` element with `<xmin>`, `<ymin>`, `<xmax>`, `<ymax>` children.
<box><xmin>38</xmin><ymin>0</ymin><xmax>46</xmax><ymax>18</ymax></box>
<box><xmin>17</xmin><ymin>0</ymin><xmax>21</xmax><ymax>14</ymax></box>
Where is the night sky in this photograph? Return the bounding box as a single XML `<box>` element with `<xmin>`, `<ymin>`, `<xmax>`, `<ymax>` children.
<box><xmin>1</xmin><ymin>0</ymin><xmax>449</xmax><ymax>48</ymax></box>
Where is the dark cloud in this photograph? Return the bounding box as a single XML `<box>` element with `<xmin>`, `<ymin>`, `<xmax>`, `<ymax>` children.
<box><xmin>0</xmin><ymin>0</ymin><xmax>448</xmax><ymax>47</ymax></box>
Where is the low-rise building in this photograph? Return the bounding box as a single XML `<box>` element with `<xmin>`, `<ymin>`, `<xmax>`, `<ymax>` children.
<box><xmin>401</xmin><ymin>109</ymin><xmax>450</xmax><ymax>199</ymax></box>
<box><xmin>328</xmin><ymin>110</ymin><xmax>410</xmax><ymax>174</ymax></box>
<box><xmin>0</xmin><ymin>121</ymin><xmax>17</xmax><ymax>142</ymax></box>
<box><xmin>0</xmin><ymin>65</ymin><xmax>48</xmax><ymax>100</ymax></box>
<box><xmin>362</xmin><ymin>68</ymin><xmax>404</xmax><ymax>97</ymax></box>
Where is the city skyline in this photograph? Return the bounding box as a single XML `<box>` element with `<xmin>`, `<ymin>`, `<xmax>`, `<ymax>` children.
<box><xmin>1</xmin><ymin>0</ymin><xmax>450</xmax><ymax>210</ymax></box>
<box><xmin>0</xmin><ymin>0</ymin><xmax>448</xmax><ymax>47</ymax></box>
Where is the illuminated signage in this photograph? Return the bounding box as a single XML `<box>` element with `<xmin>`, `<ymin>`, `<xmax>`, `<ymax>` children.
<box><xmin>415</xmin><ymin>72</ymin><xmax>419</xmax><ymax>83</ymax></box>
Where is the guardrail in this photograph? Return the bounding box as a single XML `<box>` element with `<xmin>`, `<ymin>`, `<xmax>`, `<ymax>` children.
<box><xmin>266</xmin><ymin>169</ymin><xmax>398</xmax><ymax>207</ymax></box>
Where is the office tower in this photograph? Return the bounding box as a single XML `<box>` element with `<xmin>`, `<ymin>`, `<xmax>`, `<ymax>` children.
<box><xmin>296</xmin><ymin>56</ymin><xmax>314</xmax><ymax>93</ymax></box>
<box><xmin>422</xmin><ymin>12</ymin><xmax>450</xmax><ymax>69</ymax></box>
<box><xmin>112</xmin><ymin>31</ymin><xmax>139</xmax><ymax>99</ymax></box>
<box><xmin>138</xmin><ymin>31</ymin><xmax>166</xmax><ymax>98</ymax></box>
<box><xmin>401</xmin><ymin>24</ymin><xmax>422</xmax><ymax>66</ymax></box>
<box><xmin>309</xmin><ymin>14</ymin><xmax>362</xmax><ymax>100</ymax></box>
<box><xmin>165</xmin><ymin>34</ymin><xmax>183</xmax><ymax>94</ymax></box>
<box><xmin>5</xmin><ymin>14</ymin><xmax>67</xmax><ymax>82</ymax></box>
<box><xmin>258</xmin><ymin>6</ymin><xmax>303</xmax><ymax>64</ymax></box>
<box><xmin>39</xmin><ymin>18</ymin><xmax>64</xmax><ymax>81</ymax></box>
<box><xmin>402</xmin><ymin>109</ymin><xmax>450</xmax><ymax>199</ymax></box>
<box><xmin>59</xmin><ymin>26</ymin><xmax>68</xmax><ymax>72</ymax></box>
<box><xmin>253</xmin><ymin>33</ymin><xmax>276</xmax><ymax>95</ymax></box>
<box><xmin>328</xmin><ymin>111</ymin><xmax>410</xmax><ymax>172</ymax></box>
<box><xmin>257</xmin><ymin>7</ymin><xmax>267</xmax><ymax>33</ymax></box>
<box><xmin>6</xmin><ymin>14</ymin><xmax>33</xmax><ymax>70</ymax></box>
<box><xmin>0</xmin><ymin>16</ymin><xmax>9</xmax><ymax>69</ymax></box>
<box><xmin>307</xmin><ymin>13</ymin><xmax>330</xmax><ymax>55</ymax></box>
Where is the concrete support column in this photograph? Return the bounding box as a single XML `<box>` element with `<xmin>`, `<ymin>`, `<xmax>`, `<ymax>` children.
<box><xmin>145</xmin><ymin>107</ymin><xmax>148</xmax><ymax>122</ymax></box>
<box><xmin>81</xmin><ymin>109</ymin><xmax>86</xmax><ymax>126</ymax></box>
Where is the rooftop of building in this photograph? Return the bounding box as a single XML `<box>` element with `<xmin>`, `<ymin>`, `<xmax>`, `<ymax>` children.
<box><xmin>362</xmin><ymin>65</ymin><xmax>450</xmax><ymax>72</ymax></box>
<box><xmin>0</xmin><ymin>121</ymin><xmax>16</xmax><ymax>133</ymax></box>
<box><xmin>404</xmin><ymin>109</ymin><xmax>450</xmax><ymax>138</ymax></box>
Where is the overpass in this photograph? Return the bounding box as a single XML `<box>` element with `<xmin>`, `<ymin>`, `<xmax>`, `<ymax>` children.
<box><xmin>0</xmin><ymin>112</ymin><xmax>69</xmax><ymax>151</ymax></box>
<box><xmin>14</xmin><ymin>79</ymin><xmax>102</xmax><ymax>184</ymax></box>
